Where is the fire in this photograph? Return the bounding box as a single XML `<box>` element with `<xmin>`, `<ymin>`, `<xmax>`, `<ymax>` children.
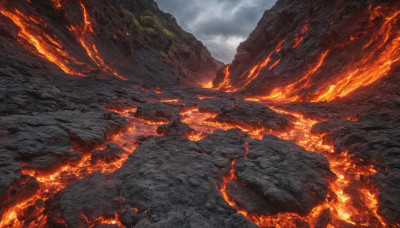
<box><xmin>69</xmin><ymin>2</ymin><xmax>127</xmax><ymax>80</ymax></box>
<box><xmin>0</xmin><ymin>7</ymin><xmax>85</xmax><ymax>76</ymax></box>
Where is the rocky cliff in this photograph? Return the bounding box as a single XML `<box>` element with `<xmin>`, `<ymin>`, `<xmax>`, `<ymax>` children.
<box><xmin>213</xmin><ymin>0</ymin><xmax>400</xmax><ymax>103</ymax></box>
<box><xmin>0</xmin><ymin>0</ymin><xmax>221</xmax><ymax>88</ymax></box>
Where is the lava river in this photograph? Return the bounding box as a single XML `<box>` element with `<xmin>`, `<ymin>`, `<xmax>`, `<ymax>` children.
<box><xmin>0</xmin><ymin>96</ymin><xmax>389</xmax><ymax>227</ymax></box>
<box><xmin>180</xmin><ymin>104</ymin><xmax>386</xmax><ymax>227</ymax></box>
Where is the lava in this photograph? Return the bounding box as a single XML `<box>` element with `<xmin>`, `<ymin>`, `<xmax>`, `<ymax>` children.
<box><xmin>0</xmin><ymin>7</ymin><xmax>84</xmax><ymax>76</ymax></box>
<box><xmin>218</xmin><ymin>3</ymin><xmax>400</xmax><ymax>102</ymax></box>
<box><xmin>313</xmin><ymin>5</ymin><xmax>400</xmax><ymax>102</ymax></box>
<box><xmin>69</xmin><ymin>2</ymin><xmax>127</xmax><ymax>80</ymax></box>
<box><xmin>264</xmin><ymin>50</ymin><xmax>330</xmax><ymax>101</ymax></box>
<box><xmin>236</xmin><ymin>40</ymin><xmax>285</xmax><ymax>90</ymax></box>
<box><xmin>216</xmin><ymin>108</ymin><xmax>387</xmax><ymax>227</ymax></box>
<box><xmin>0</xmin><ymin>106</ymin><xmax>163</xmax><ymax>227</ymax></box>
<box><xmin>216</xmin><ymin>64</ymin><xmax>233</xmax><ymax>91</ymax></box>
<box><xmin>292</xmin><ymin>23</ymin><xmax>309</xmax><ymax>49</ymax></box>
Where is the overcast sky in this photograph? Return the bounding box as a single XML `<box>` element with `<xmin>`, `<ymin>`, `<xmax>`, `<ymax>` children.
<box><xmin>154</xmin><ymin>0</ymin><xmax>277</xmax><ymax>63</ymax></box>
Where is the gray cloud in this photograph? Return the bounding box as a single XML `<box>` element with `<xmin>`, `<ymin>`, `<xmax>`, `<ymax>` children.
<box><xmin>155</xmin><ymin>0</ymin><xmax>277</xmax><ymax>63</ymax></box>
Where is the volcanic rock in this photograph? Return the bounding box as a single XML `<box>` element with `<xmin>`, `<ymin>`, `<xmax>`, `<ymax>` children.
<box><xmin>156</xmin><ymin>117</ymin><xmax>193</xmax><ymax>138</ymax></box>
<box><xmin>197</xmin><ymin>129</ymin><xmax>249</xmax><ymax>159</ymax></box>
<box><xmin>0</xmin><ymin>151</ymin><xmax>20</xmax><ymax>196</ymax></box>
<box><xmin>0</xmin><ymin>109</ymin><xmax>126</xmax><ymax>173</ymax></box>
<box><xmin>135</xmin><ymin>102</ymin><xmax>181</xmax><ymax>122</ymax></box>
<box><xmin>92</xmin><ymin>143</ymin><xmax>126</xmax><ymax>164</ymax></box>
<box><xmin>226</xmin><ymin>135</ymin><xmax>333</xmax><ymax>216</ymax></box>
<box><xmin>46</xmin><ymin>129</ymin><xmax>334</xmax><ymax>226</ymax></box>
<box><xmin>213</xmin><ymin>101</ymin><xmax>294</xmax><ymax>132</ymax></box>
<box><xmin>46</xmin><ymin>172</ymin><xmax>121</xmax><ymax>227</ymax></box>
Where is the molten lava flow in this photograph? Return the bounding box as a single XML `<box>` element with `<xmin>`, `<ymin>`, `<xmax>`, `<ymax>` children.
<box><xmin>292</xmin><ymin>23</ymin><xmax>309</xmax><ymax>49</ymax></box>
<box><xmin>216</xmin><ymin>64</ymin><xmax>234</xmax><ymax>91</ymax></box>
<box><xmin>313</xmin><ymin>5</ymin><xmax>400</xmax><ymax>102</ymax></box>
<box><xmin>180</xmin><ymin>108</ymin><xmax>271</xmax><ymax>140</ymax></box>
<box><xmin>264</xmin><ymin>50</ymin><xmax>330</xmax><ymax>101</ymax></box>
<box><xmin>0</xmin><ymin>106</ymin><xmax>169</xmax><ymax>227</ymax></box>
<box><xmin>237</xmin><ymin>40</ymin><xmax>285</xmax><ymax>90</ymax></box>
<box><xmin>0</xmin><ymin>7</ymin><xmax>84</xmax><ymax>76</ymax></box>
<box><xmin>51</xmin><ymin>0</ymin><xmax>63</xmax><ymax>9</ymax></box>
<box><xmin>200</xmin><ymin>81</ymin><xmax>214</xmax><ymax>89</ymax></box>
<box><xmin>216</xmin><ymin>107</ymin><xmax>387</xmax><ymax>227</ymax></box>
<box><xmin>260</xmin><ymin>4</ymin><xmax>400</xmax><ymax>102</ymax></box>
<box><xmin>69</xmin><ymin>2</ymin><xmax>127</xmax><ymax>80</ymax></box>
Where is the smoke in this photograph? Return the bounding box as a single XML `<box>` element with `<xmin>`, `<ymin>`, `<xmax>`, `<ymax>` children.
<box><xmin>155</xmin><ymin>0</ymin><xmax>277</xmax><ymax>63</ymax></box>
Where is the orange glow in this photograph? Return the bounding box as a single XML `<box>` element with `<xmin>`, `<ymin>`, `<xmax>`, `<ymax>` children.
<box><xmin>216</xmin><ymin>107</ymin><xmax>387</xmax><ymax>227</ymax></box>
<box><xmin>237</xmin><ymin>40</ymin><xmax>285</xmax><ymax>90</ymax></box>
<box><xmin>260</xmin><ymin>4</ymin><xmax>400</xmax><ymax>102</ymax></box>
<box><xmin>51</xmin><ymin>0</ymin><xmax>63</xmax><ymax>8</ymax></box>
<box><xmin>69</xmin><ymin>2</ymin><xmax>127</xmax><ymax>80</ymax></box>
<box><xmin>200</xmin><ymin>81</ymin><xmax>213</xmax><ymax>89</ymax></box>
<box><xmin>263</xmin><ymin>50</ymin><xmax>330</xmax><ymax>101</ymax></box>
<box><xmin>216</xmin><ymin>64</ymin><xmax>234</xmax><ymax>91</ymax></box>
<box><xmin>0</xmin><ymin>8</ymin><xmax>85</xmax><ymax>76</ymax></box>
<box><xmin>292</xmin><ymin>23</ymin><xmax>309</xmax><ymax>49</ymax></box>
<box><xmin>0</xmin><ymin>105</ymin><xmax>169</xmax><ymax>227</ymax></box>
<box><xmin>313</xmin><ymin>7</ymin><xmax>400</xmax><ymax>101</ymax></box>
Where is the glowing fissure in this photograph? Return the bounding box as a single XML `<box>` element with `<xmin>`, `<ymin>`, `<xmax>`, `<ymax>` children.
<box><xmin>178</xmin><ymin>104</ymin><xmax>386</xmax><ymax>226</ymax></box>
<box><xmin>264</xmin><ymin>50</ymin><xmax>330</xmax><ymax>101</ymax></box>
<box><xmin>218</xmin><ymin>4</ymin><xmax>400</xmax><ymax>102</ymax></box>
<box><xmin>69</xmin><ymin>2</ymin><xmax>127</xmax><ymax>80</ymax></box>
<box><xmin>0</xmin><ymin>8</ymin><xmax>84</xmax><ymax>76</ymax></box>
<box><xmin>292</xmin><ymin>23</ymin><xmax>309</xmax><ymax>49</ymax></box>
<box><xmin>0</xmin><ymin>106</ymin><xmax>165</xmax><ymax>227</ymax></box>
<box><xmin>1</xmin><ymin>2</ymin><xmax>127</xmax><ymax>80</ymax></box>
<box><xmin>237</xmin><ymin>40</ymin><xmax>285</xmax><ymax>90</ymax></box>
<box><xmin>215</xmin><ymin>107</ymin><xmax>386</xmax><ymax>227</ymax></box>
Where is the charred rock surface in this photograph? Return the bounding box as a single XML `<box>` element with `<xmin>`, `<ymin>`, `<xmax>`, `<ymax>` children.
<box><xmin>92</xmin><ymin>144</ymin><xmax>127</xmax><ymax>164</ymax></box>
<box><xmin>156</xmin><ymin>117</ymin><xmax>193</xmax><ymax>138</ymax></box>
<box><xmin>213</xmin><ymin>101</ymin><xmax>294</xmax><ymax>132</ymax></box>
<box><xmin>227</xmin><ymin>135</ymin><xmax>333</xmax><ymax>216</ymax></box>
<box><xmin>44</xmin><ymin>129</ymin><xmax>332</xmax><ymax>227</ymax></box>
<box><xmin>46</xmin><ymin>172</ymin><xmax>121</xmax><ymax>227</ymax></box>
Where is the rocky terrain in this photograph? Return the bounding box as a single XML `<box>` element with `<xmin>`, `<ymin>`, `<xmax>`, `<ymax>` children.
<box><xmin>0</xmin><ymin>0</ymin><xmax>399</xmax><ymax>227</ymax></box>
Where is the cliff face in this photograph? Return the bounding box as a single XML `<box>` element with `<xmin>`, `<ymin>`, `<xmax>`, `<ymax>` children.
<box><xmin>0</xmin><ymin>0</ymin><xmax>221</xmax><ymax>88</ymax></box>
<box><xmin>213</xmin><ymin>0</ymin><xmax>400</xmax><ymax>102</ymax></box>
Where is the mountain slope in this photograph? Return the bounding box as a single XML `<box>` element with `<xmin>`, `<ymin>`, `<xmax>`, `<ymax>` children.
<box><xmin>213</xmin><ymin>0</ymin><xmax>400</xmax><ymax>103</ymax></box>
<box><xmin>0</xmin><ymin>0</ymin><xmax>221</xmax><ymax>88</ymax></box>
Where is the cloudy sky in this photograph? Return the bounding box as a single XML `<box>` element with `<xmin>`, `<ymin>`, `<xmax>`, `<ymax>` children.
<box><xmin>154</xmin><ymin>0</ymin><xmax>277</xmax><ymax>63</ymax></box>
